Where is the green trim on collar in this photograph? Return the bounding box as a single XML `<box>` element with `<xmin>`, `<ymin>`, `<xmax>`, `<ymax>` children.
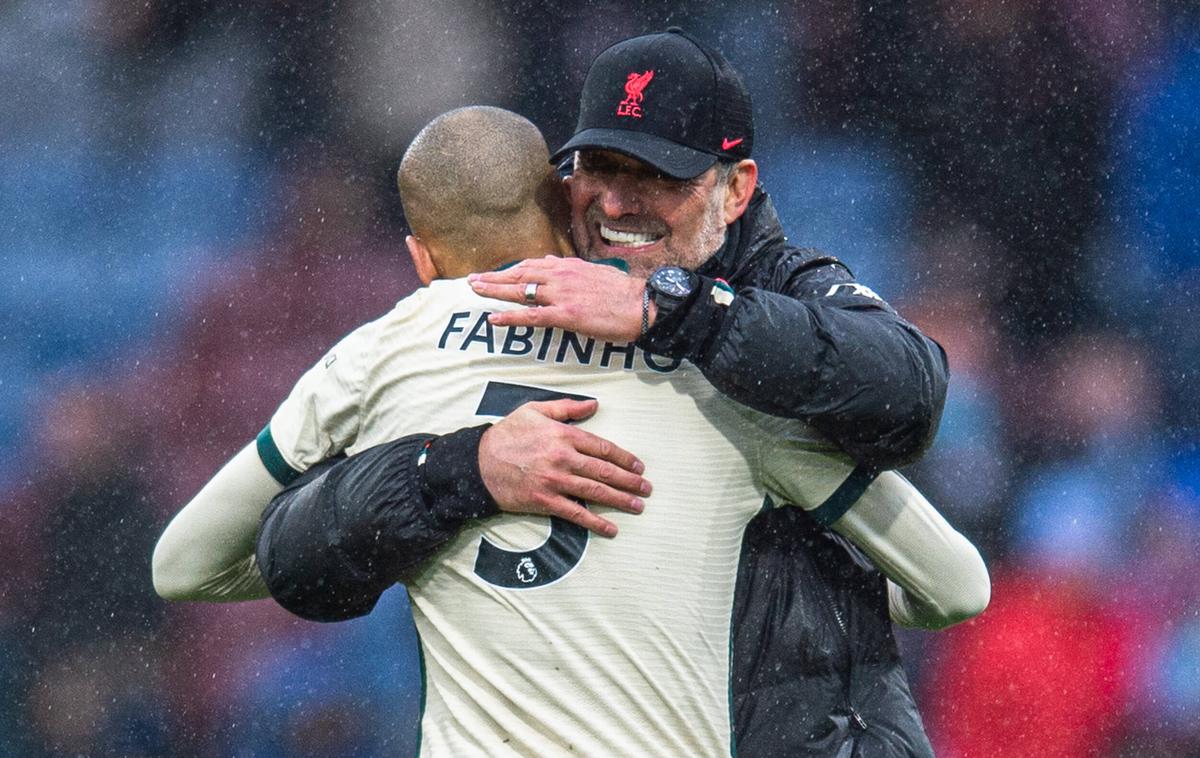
<box><xmin>256</xmin><ymin>425</ymin><xmax>302</xmax><ymax>486</ymax></box>
<box><xmin>493</xmin><ymin>257</ymin><xmax>630</xmax><ymax>273</ymax></box>
<box><xmin>591</xmin><ymin>257</ymin><xmax>629</xmax><ymax>272</ymax></box>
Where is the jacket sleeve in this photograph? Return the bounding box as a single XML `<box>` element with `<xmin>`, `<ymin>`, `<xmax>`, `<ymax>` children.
<box><xmin>256</xmin><ymin>425</ymin><xmax>498</xmax><ymax>622</ymax></box>
<box><xmin>639</xmin><ymin>255</ymin><xmax>948</xmax><ymax>470</ymax></box>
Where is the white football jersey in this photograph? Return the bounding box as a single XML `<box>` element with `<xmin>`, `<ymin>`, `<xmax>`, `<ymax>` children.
<box><xmin>265</xmin><ymin>277</ymin><xmax>857</xmax><ymax>757</ymax></box>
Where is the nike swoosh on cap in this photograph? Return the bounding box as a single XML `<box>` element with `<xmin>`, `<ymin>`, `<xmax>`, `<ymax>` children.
<box><xmin>722</xmin><ymin>137</ymin><xmax>744</xmax><ymax>150</ymax></box>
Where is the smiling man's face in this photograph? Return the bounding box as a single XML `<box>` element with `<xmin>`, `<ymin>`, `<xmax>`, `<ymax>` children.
<box><xmin>565</xmin><ymin>150</ymin><xmax>730</xmax><ymax>278</ymax></box>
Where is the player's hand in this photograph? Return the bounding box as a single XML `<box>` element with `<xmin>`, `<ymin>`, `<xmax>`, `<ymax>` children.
<box><xmin>468</xmin><ymin>256</ymin><xmax>652</xmax><ymax>343</ymax></box>
<box><xmin>478</xmin><ymin>398</ymin><xmax>651</xmax><ymax>538</ymax></box>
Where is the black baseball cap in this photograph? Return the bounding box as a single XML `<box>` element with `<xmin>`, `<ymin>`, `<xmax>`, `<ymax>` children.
<box><xmin>551</xmin><ymin>28</ymin><xmax>754</xmax><ymax>179</ymax></box>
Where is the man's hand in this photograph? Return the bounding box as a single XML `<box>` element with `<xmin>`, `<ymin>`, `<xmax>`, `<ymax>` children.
<box><xmin>479</xmin><ymin>397</ymin><xmax>651</xmax><ymax>538</ymax></box>
<box><xmin>468</xmin><ymin>256</ymin><xmax>653</xmax><ymax>343</ymax></box>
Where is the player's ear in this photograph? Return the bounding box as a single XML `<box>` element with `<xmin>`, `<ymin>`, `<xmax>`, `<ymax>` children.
<box><xmin>535</xmin><ymin>168</ymin><xmax>574</xmax><ymax>258</ymax></box>
<box><xmin>407</xmin><ymin>235</ymin><xmax>439</xmax><ymax>286</ymax></box>
<box><xmin>721</xmin><ymin>159</ymin><xmax>758</xmax><ymax>225</ymax></box>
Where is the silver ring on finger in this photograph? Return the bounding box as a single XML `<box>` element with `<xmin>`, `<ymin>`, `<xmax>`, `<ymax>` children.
<box><xmin>523</xmin><ymin>281</ymin><xmax>539</xmax><ymax>304</ymax></box>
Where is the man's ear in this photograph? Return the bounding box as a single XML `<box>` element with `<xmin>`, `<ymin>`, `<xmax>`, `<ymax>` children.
<box><xmin>406</xmin><ymin>235</ymin><xmax>439</xmax><ymax>286</ymax></box>
<box><xmin>722</xmin><ymin>159</ymin><xmax>758</xmax><ymax>225</ymax></box>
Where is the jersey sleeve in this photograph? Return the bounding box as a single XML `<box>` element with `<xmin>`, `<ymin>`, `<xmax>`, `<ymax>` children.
<box><xmin>259</xmin><ymin>321</ymin><xmax>376</xmax><ymax>484</ymax></box>
<box><xmin>750</xmin><ymin>415</ymin><xmax>989</xmax><ymax>629</ymax></box>
<box><xmin>834</xmin><ymin>472</ymin><xmax>990</xmax><ymax>629</ymax></box>
<box><xmin>747</xmin><ymin>411</ymin><xmax>860</xmax><ymax>511</ymax></box>
<box><xmin>152</xmin><ymin>441</ymin><xmax>282</xmax><ymax>602</ymax></box>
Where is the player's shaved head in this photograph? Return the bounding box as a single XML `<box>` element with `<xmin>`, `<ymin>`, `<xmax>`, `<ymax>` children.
<box><xmin>399</xmin><ymin>106</ymin><xmax>569</xmax><ymax>277</ymax></box>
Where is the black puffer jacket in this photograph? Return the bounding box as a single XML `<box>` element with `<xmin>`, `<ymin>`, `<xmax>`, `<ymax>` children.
<box><xmin>258</xmin><ymin>188</ymin><xmax>946</xmax><ymax>756</ymax></box>
<box><xmin>733</xmin><ymin>508</ymin><xmax>934</xmax><ymax>757</ymax></box>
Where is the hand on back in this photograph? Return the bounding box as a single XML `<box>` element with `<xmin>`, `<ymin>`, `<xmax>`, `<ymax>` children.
<box><xmin>478</xmin><ymin>397</ymin><xmax>651</xmax><ymax>537</ymax></box>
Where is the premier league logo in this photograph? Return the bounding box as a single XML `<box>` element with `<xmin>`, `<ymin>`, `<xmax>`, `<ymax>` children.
<box><xmin>516</xmin><ymin>556</ymin><xmax>538</xmax><ymax>584</ymax></box>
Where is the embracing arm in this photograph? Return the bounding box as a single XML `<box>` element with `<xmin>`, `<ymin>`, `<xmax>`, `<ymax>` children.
<box><xmin>258</xmin><ymin>399</ymin><xmax>650</xmax><ymax>622</ymax></box>
<box><xmin>824</xmin><ymin>471</ymin><xmax>990</xmax><ymax>629</ymax></box>
<box><xmin>642</xmin><ymin>258</ymin><xmax>949</xmax><ymax>471</ymax></box>
<box><xmin>152</xmin><ymin>442</ymin><xmax>282</xmax><ymax>602</ymax></box>
<box><xmin>150</xmin><ymin>426</ymin><xmax>520</xmax><ymax>613</ymax></box>
<box><xmin>257</xmin><ymin>427</ymin><xmax>496</xmax><ymax>621</ymax></box>
<box><xmin>756</xmin><ymin>430</ymin><xmax>988</xmax><ymax>629</ymax></box>
<box><xmin>469</xmin><ymin>247</ymin><xmax>948</xmax><ymax>471</ymax></box>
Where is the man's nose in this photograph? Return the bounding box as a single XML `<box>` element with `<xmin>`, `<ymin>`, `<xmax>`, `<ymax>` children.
<box><xmin>597</xmin><ymin>178</ymin><xmax>643</xmax><ymax>218</ymax></box>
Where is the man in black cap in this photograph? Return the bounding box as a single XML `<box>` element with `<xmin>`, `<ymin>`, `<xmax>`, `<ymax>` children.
<box><xmin>461</xmin><ymin>29</ymin><xmax>946</xmax><ymax>756</ymax></box>
<box><xmin>469</xmin><ymin>27</ymin><xmax>942</xmax><ymax>468</ymax></box>
<box><xmin>257</xmin><ymin>30</ymin><xmax>948</xmax><ymax>756</ymax></box>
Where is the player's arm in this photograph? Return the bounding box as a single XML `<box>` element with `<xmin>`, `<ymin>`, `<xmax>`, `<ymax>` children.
<box><xmin>757</xmin><ymin>435</ymin><xmax>988</xmax><ymax>629</ymax></box>
<box><xmin>818</xmin><ymin>471</ymin><xmax>990</xmax><ymax>629</ymax></box>
<box><xmin>151</xmin><ymin>441</ymin><xmax>282</xmax><ymax>602</ymax></box>
<box><xmin>150</xmin><ymin>426</ymin><xmax>479</xmax><ymax>609</ymax></box>
<box><xmin>153</xmin><ymin>312</ymin><xmax>374</xmax><ymax>603</ymax></box>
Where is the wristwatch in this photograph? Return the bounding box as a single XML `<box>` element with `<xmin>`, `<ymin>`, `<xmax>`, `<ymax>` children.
<box><xmin>642</xmin><ymin>266</ymin><xmax>698</xmax><ymax>337</ymax></box>
<box><xmin>647</xmin><ymin>266</ymin><xmax>696</xmax><ymax>311</ymax></box>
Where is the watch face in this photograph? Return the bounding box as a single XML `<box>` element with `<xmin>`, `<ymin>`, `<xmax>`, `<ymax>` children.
<box><xmin>651</xmin><ymin>266</ymin><xmax>693</xmax><ymax>298</ymax></box>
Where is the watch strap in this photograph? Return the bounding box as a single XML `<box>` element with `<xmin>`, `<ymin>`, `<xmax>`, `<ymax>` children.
<box><xmin>636</xmin><ymin>273</ymin><xmax>734</xmax><ymax>363</ymax></box>
<box><xmin>641</xmin><ymin>285</ymin><xmax>651</xmax><ymax>337</ymax></box>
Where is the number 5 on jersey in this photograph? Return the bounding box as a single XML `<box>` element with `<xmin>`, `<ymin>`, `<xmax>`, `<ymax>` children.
<box><xmin>472</xmin><ymin>381</ymin><xmax>595</xmax><ymax>590</ymax></box>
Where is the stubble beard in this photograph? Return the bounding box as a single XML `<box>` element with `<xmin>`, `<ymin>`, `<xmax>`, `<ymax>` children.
<box><xmin>575</xmin><ymin>188</ymin><xmax>728</xmax><ymax>279</ymax></box>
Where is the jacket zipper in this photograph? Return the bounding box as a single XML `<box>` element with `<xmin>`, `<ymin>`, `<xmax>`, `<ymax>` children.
<box><xmin>821</xmin><ymin>579</ymin><xmax>868</xmax><ymax>732</ymax></box>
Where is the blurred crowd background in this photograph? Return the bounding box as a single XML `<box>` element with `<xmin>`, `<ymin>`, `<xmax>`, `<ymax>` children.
<box><xmin>2</xmin><ymin>0</ymin><xmax>1198</xmax><ymax>755</ymax></box>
